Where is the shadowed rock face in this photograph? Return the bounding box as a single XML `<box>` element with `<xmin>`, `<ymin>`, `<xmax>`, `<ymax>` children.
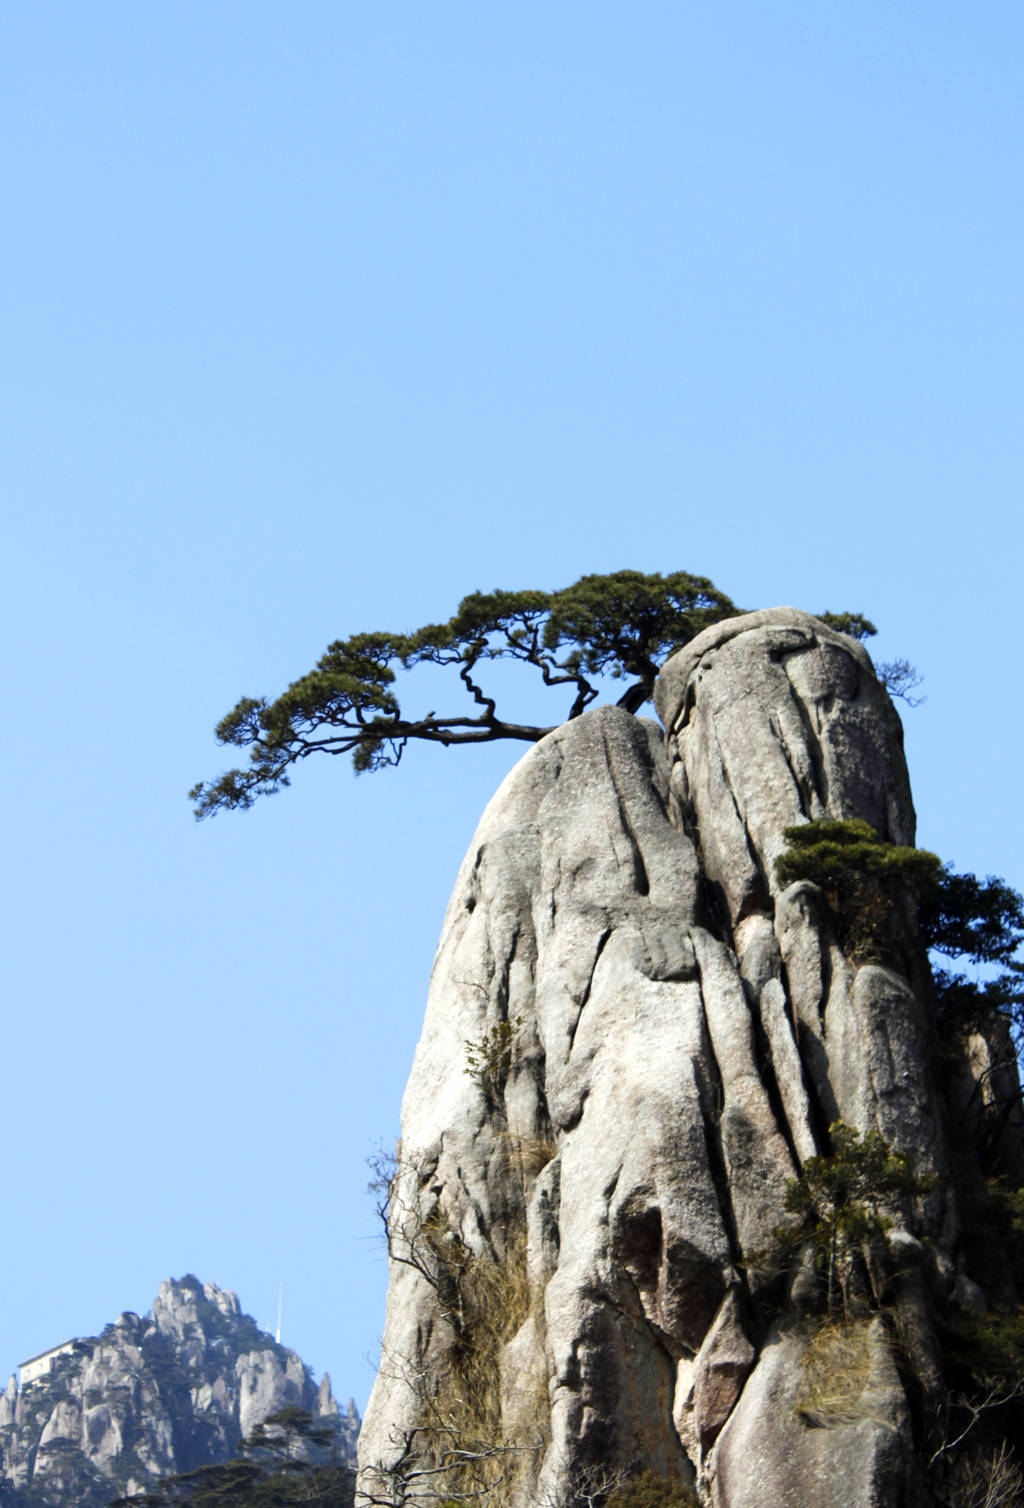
<box><xmin>357</xmin><ymin>609</ymin><xmax>1017</xmax><ymax>1508</ymax></box>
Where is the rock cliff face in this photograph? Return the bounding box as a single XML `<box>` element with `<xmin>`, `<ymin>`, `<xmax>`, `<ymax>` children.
<box><xmin>0</xmin><ymin>1276</ymin><xmax>359</xmax><ymax>1507</ymax></box>
<box><xmin>358</xmin><ymin>608</ymin><xmax>1022</xmax><ymax>1507</ymax></box>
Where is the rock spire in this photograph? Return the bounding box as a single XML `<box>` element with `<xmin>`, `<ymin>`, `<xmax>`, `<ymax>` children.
<box><xmin>358</xmin><ymin>608</ymin><xmax>1022</xmax><ymax>1508</ymax></box>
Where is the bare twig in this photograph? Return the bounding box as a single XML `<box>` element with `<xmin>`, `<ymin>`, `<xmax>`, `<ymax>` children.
<box><xmin>928</xmin><ymin>1379</ymin><xmax>1024</xmax><ymax>1468</ymax></box>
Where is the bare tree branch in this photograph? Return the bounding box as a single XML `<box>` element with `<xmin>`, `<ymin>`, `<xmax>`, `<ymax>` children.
<box><xmin>928</xmin><ymin>1378</ymin><xmax>1024</xmax><ymax>1468</ymax></box>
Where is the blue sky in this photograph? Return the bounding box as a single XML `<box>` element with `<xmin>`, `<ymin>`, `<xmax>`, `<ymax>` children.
<box><xmin>3</xmin><ymin>3</ymin><xmax>1022</xmax><ymax>1411</ymax></box>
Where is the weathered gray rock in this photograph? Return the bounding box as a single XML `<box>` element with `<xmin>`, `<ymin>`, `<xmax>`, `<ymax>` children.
<box><xmin>707</xmin><ymin>1321</ymin><xmax>919</xmax><ymax>1508</ymax></box>
<box><xmin>675</xmin><ymin>1290</ymin><xmax>756</xmax><ymax>1459</ymax></box>
<box><xmin>0</xmin><ymin>1277</ymin><xmax>357</xmax><ymax>1508</ymax></box>
<box><xmin>358</xmin><ymin>608</ymin><xmax>1021</xmax><ymax>1508</ymax></box>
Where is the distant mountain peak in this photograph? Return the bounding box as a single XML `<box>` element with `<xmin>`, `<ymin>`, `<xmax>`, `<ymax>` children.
<box><xmin>0</xmin><ymin>1276</ymin><xmax>359</xmax><ymax>1508</ymax></box>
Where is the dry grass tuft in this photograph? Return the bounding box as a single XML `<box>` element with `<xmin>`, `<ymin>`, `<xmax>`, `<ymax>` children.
<box><xmin>417</xmin><ymin>1225</ymin><xmax>543</xmax><ymax>1506</ymax></box>
<box><xmin>794</xmin><ymin>1319</ymin><xmax>878</xmax><ymax>1427</ymax></box>
<box><xmin>947</xmin><ymin>1443</ymin><xmax>1024</xmax><ymax>1508</ymax></box>
<box><xmin>496</xmin><ymin>1129</ymin><xmax>559</xmax><ymax>1182</ymax></box>
<box><xmin>457</xmin><ymin>1225</ymin><xmax>533</xmax><ymax>1355</ymax></box>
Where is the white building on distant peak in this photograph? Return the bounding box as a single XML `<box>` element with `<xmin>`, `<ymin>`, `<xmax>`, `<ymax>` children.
<box><xmin>19</xmin><ymin>1341</ymin><xmax>75</xmax><ymax>1388</ymax></box>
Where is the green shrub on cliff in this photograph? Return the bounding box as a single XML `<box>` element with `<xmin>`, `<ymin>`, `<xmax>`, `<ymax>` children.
<box><xmin>768</xmin><ymin>1121</ymin><xmax>929</xmax><ymax>1315</ymax></box>
<box><xmin>775</xmin><ymin>819</ymin><xmax>940</xmax><ymax>962</ymax></box>
<box><xmin>775</xmin><ymin>820</ymin><xmax>1024</xmax><ymax>1042</ymax></box>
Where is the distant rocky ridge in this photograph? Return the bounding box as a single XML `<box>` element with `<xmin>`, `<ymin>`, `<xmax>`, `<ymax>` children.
<box><xmin>0</xmin><ymin>1276</ymin><xmax>359</xmax><ymax>1507</ymax></box>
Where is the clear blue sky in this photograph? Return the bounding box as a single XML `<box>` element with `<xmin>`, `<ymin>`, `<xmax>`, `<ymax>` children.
<box><xmin>3</xmin><ymin>3</ymin><xmax>1022</xmax><ymax>1411</ymax></box>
